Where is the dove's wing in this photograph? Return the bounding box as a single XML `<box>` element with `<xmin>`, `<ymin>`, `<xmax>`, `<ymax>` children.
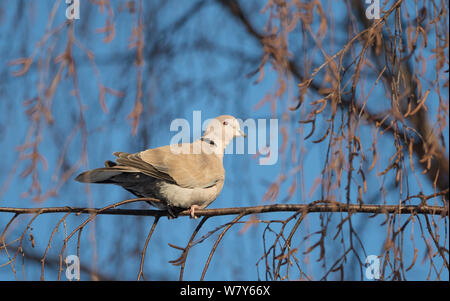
<box><xmin>114</xmin><ymin>143</ymin><xmax>225</xmax><ymax>189</ymax></box>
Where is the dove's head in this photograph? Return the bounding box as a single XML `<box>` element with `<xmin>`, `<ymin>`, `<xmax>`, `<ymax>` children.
<box><xmin>202</xmin><ymin>115</ymin><xmax>246</xmax><ymax>152</ymax></box>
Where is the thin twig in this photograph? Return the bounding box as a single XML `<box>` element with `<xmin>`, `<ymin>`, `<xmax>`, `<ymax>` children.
<box><xmin>200</xmin><ymin>213</ymin><xmax>246</xmax><ymax>280</ymax></box>
<box><xmin>137</xmin><ymin>216</ymin><xmax>160</xmax><ymax>281</ymax></box>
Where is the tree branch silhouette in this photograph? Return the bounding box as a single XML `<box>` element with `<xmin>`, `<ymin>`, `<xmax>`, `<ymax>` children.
<box><xmin>218</xmin><ymin>0</ymin><xmax>449</xmax><ymax>196</ymax></box>
<box><xmin>0</xmin><ymin>194</ymin><xmax>448</xmax><ymax>217</ymax></box>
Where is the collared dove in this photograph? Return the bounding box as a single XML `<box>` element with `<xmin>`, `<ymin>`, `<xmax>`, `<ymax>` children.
<box><xmin>75</xmin><ymin>115</ymin><xmax>246</xmax><ymax>218</ymax></box>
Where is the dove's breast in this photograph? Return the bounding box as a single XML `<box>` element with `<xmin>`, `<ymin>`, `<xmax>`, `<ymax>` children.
<box><xmin>157</xmin><ymin>179</ymin><xmax>224</xmax><ymax>209</ymax></box>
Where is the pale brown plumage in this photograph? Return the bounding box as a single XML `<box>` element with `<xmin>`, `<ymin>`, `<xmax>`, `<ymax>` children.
<box><xmin>75</xmin><ymin>115</ymin><xmax>245</xmax><ymax>218</ymax></box>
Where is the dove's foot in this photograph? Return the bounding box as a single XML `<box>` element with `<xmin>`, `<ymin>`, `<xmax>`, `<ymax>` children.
<box><xmin>167</xmin><ymin>206</ymin><xmax>184</xmax><ymax>219</ymax></box>
<box><xmin>189</xmin><ymin>205</ymin><xmax>201</xmax><ymax>219</ymax></box>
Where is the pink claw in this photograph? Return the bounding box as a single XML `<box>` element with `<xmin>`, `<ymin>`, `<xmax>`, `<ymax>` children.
<box><xmin>190</xmin><ymin>205</ymin><xmax>201</xmax><ymax>219</ymax></box>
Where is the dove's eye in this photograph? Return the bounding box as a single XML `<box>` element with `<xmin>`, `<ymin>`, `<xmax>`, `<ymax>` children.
<box><xmin>223</xmin><ymin>121</ymin><xmax>228</xmax><ymax>126</ymax></box>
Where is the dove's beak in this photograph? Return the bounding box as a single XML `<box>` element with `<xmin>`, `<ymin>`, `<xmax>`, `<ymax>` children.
<box><xmin>238</xmin><ymin>129</ymin><xmax>247</xmax><ymax>138</ymax></box>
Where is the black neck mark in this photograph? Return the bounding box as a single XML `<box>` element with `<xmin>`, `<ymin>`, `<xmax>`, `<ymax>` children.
<box><xmin>200</xmin><ymin>137</ymin><xmax>216</xmax><ymax>146</ymax></box>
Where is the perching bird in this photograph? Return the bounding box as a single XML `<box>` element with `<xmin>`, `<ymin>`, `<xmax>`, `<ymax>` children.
<box><xmin>75</xmin><ymin>115</ymin><xmax>246</xmax><ymax>218</ymax></box>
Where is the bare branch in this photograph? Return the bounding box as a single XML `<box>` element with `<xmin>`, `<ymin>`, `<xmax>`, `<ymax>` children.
<box><xmin>0</xmin><ymin>196</ymin><xmax>448</xmax><ymax>217</ymax></box>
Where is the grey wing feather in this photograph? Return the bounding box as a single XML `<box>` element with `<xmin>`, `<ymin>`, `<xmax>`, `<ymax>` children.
<box><xmin>113</xmin><ymin>152</ymin><xmax>176</xmax><ymax>183</ymax></box>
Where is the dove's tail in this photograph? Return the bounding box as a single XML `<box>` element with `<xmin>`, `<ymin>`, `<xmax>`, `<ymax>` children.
<box><xmin>75</xmin><ymin>161</ymin><xmax>135</xmax><ymax>183</ymax></box>
<box><xmin>75</xmin><ymin>168</ymin><xmax>123</xmax><ymax>183</ymax></box>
